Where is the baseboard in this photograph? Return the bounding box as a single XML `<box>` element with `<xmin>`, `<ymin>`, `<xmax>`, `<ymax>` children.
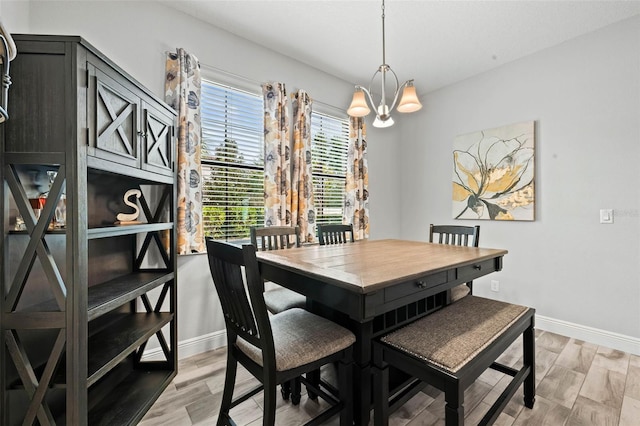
<box><xmin>142</xmin><ymin>330</ymin><xmax>227</xmax><ymax>361</ymax></box>
<box><xmin>536</xmin><ymin>315</ymin><xmax>640</xmax><ymax>356</ymax></box>
<box><xmin>143</xmin><ymin>316</ymin><xmax>640</xmax><ymax>361</ymax></box>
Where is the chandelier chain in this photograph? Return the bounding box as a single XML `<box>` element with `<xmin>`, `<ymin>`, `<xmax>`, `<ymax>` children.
<box><xmin>381</xmin><ymin>0</ymin><xmax>386</xmax><ymax>65</ymax></box>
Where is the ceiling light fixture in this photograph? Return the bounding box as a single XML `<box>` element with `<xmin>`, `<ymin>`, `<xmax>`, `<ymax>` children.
<box><xmin>347</xmin><ymin>0</ymin><xmax>422</xmax><ymax>128</ymax></box>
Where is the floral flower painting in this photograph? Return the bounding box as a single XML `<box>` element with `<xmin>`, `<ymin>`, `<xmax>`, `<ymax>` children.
<box><xmin>453</xmin><ymin>121</ymin><xmax>535</xmax><ymax>221</ymax></box>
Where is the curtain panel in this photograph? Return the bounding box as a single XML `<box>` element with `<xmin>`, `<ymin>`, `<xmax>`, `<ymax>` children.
<box><xmin>344</xmin><ymin>117</ymin><xmax>369</xmax><ymax>240</ymax></box>
<box><xmin>291</xmin><ymin>90</ymin><xmax>316</xmax><ymax>243</ymax></box>
<box><xmin>165</xmin><ymin>49</ymin><xmax>205</xmax><ymax>254</ymax></box>
<box><xmin>262</xmin><ymin>82</ymin><xmax>291</xmax><ymax>227</ymax></box>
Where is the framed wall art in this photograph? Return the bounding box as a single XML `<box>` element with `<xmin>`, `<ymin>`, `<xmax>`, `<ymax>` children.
<box><xmin>452</xmin><ymin>121</ymin><xmax>535</xmax><ymax>221</ymax></box>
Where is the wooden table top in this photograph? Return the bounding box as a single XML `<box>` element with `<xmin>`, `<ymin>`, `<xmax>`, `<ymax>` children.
<box><xmin>256</xmin><ymin>239</ymin><xmax>508</xmax><ymax>294</ymax></box>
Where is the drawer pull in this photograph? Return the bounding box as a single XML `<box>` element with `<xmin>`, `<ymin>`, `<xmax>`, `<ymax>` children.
<box><xmin>416</xmin><ymin>281</ymin><xmax>427</xmax><ymax>289</ymax></box>
<box><xmin>473</xmin><ymin>264</ymin><xmax>482</xmax><ymax>270</ymax></box>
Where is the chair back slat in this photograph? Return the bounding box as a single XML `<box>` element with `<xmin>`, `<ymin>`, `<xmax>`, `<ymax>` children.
<box><xmin>250</xmin><ymin>226</ymin><xmax>301</xmax><ymax>251</ymax></box>
<box><xmin>206</xmin><ymin>239</ymin><xmax>270</xmax><ymax>349</ymax></box>
<box><xmin>429</xmin><ymin>224</ymin><xmax>480</xmax><ymax>248</ymax></box>
<box><xmin>318</xmin><ymin>224</ymin><xmax>355</xmax><ymax>245</ymax></box>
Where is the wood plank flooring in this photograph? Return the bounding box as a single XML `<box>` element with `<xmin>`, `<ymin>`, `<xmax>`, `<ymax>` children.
<box><xmin>139</xmin><ymin>330</ymin><xmax>640</xmax><ymax>425</ymax></box>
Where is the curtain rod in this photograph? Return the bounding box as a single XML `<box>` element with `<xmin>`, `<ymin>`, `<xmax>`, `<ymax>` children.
<box><xmin>165</xmin><ymin>52</ymin><xmax>344</xmax><ymax>113</ymax></box>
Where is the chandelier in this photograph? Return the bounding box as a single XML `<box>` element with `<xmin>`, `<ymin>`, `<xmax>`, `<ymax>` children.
<box><xmin>347</xmin><ymin>0</ymin><xmax>422</xmax><ymax>128</ymax></box>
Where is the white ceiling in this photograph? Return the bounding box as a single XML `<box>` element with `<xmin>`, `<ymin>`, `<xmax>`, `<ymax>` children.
<box><xmin>162</xmin><ymin>0</ymin><xmax>640</xmax><ymax>94</ymax></box>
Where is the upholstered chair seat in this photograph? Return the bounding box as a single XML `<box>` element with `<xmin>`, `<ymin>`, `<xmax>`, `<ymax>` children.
<box><xmin>237</xmin><ymin>308</ymin><xmax>355</xmax><ymax>371</ymax></box>
<box><xmin>263</xmin><ymin>286</ymin><xmax>306</xmax><ymax>314</ymax></box>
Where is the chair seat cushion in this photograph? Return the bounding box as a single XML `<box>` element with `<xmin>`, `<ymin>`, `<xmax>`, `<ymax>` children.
<box><xmin>263</xmin><ymin>286</ymin><xmax>306</xmax><ymax>313</ymax></box>
<box><xmin>237</xmin><ymin>308</ymin><xmax>356</xmax><ymax>371</ymax></box>
<box><xmin>381</xmin><ymin>296</ymin><xmax>530</xmax><ymax>374</ymax></box>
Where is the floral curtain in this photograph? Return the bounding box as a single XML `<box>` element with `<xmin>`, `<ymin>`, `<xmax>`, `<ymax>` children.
<box><xmin>262</xmin><ymin>82</ymin><xmax>291</xmax><ymax>227</ymax></box>
<box><xmin>344</xmin><ymin>116</ymin><xmax>369</xmax><ymax>240</ymax></box>
<box><xmin>290</xmin><ymin>90</ymin><xmax>316</xmax><ymax>242</ymax></box>
<box><xmin>165</xmin><ymin>49</ymin><xmax>204</xmax><ymax>254</ymax></box>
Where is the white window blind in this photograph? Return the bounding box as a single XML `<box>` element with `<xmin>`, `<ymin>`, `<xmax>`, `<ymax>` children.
<box><xmin>200</xmin><ymin>80</ymin><xmax>264</xmax><ymax>241</ymax></box>
<box><xmin>311</xmin><ymin>112</ymin><xmax>349</xmax><ymax>226</ymax></box>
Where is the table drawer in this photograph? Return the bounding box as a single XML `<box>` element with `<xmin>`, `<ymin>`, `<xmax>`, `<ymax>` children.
<box><xmin>382</xmin><ymin>258</ymin><xmax>499</xmax><ymax>304</ymax></box>
<box><xmin>384</xmin><ymin>271</ymin><xmax>448</xmax><ymax>302</ymax></box>
<box><xmin>457</xmin><ymin>258</ymin><xmax>498</xmax><ymax>281</ymax></box>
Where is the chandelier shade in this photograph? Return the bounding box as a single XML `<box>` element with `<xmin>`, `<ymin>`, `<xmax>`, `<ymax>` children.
<box><xmin>347</xmin><ymin>0</ymin><xmax>422</xmax><ymax>128</ymax></box>
<box><xmin>396</xmin><ymin>82</ymin><xmax>422</xmax><ymax>113</ymax></box>
<box><xmin>347</xmin><ymin>88</ymin><xmax>371</xmax><ymax>117</ymax></box>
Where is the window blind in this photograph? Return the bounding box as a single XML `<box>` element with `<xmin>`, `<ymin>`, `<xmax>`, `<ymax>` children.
<box><xmin>311</xmin><ymin>112</ymin><xmax>349</xmax><ymax>226</ymax></box>
<box><xmin>200</xmin><ymin>80</ymin><xmax>264</xmax><ymax>241</ymax></box>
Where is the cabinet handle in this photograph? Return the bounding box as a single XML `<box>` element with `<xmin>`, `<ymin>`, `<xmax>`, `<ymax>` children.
<box><xmin>473</xmin><ymin>264</ymin><xmax>482</xmax><ymax>270</ymax></box>
<box><xmin>416</xmin><ymin>280</ymin><xmax>427</xmax><ymax>289</ymax></box>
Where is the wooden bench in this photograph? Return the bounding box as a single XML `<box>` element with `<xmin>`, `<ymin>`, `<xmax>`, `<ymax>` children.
<box><xmin>372</xmin><ymin>295</ymin><xmax>535</xmax><ymax>425</ymax></box>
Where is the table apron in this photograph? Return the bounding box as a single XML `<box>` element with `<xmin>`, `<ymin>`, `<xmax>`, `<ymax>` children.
<box><xmin>259</xmin><ymin>255</ymin><xmax>503</xmax><ymax>322</ymax></box>
<box><xmin>365</xmin><ymin>256</ymin><xmax>502</xmax><ymax>318</ymax></box>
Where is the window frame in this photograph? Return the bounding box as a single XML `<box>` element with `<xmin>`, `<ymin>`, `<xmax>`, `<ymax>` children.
<box><xmin>198</xmin><ymin>71</ymin><xmax>351</xmax><ymax>241</ymax></box>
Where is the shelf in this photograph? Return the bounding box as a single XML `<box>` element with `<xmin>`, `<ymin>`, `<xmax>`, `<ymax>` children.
<box><xmin>87</xmin><ymin>368</ymin><xmax>176</xmax><ymax>426</ymax></box>
<box><xmin>7</xmin><ymin>271</ymin><xmax>174</xmax><ymax>322</ymax></box>
<box><xmin>8</xmin><ymin>229</ymin><xmax>66</xmax><ymax>235</ymax></box>
<box><xmin>88</xmin><ymin>271</ymin><xmax>174</xmax><ymax>321</ymax></box>
<box><xmin>11</xmin><ymin>312</ymin><xmax>174</xmax><ymax>393</ymax></box>
<box><xmin>88</xmin><ymin>156</ymin><xmax>174</xmax><ymax>185</ymax></box>
<box><xmin>86</xmin><ymin>312</ymin><xmax>174</xmax><ymax>386</ymax></box>
<box><xmin>87</xmin><ymin>222</ymin><xmax>173</xmax><ymax>239</ymax></box>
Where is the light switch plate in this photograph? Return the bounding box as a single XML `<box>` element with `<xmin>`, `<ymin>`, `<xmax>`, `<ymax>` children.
<box><xmin>600</xmin><ymin>209</ymin><xmax>614</xmax><ymax>224</ymax></box>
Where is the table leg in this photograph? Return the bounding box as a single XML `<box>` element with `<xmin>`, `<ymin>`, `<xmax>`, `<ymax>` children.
<box><xmin>308</xmin><ymin>300</ymin><xmax>375</xmax><ymax>426</ymax></box>
<box><xmin>354</xmin><ymin>363</ymin><xmax>372</xmax><ymax>426</ymax></box>
<box><xmin>349</xmin><ymin>319</ymin><xmax>374</xmax><ymax>426</ymax></box>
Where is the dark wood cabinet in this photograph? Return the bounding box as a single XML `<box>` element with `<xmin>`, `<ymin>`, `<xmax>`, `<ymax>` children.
<box><xmin>1</xmin><ymin>35</ymin><xmax>177</xmax><ymax>425</ymax></box>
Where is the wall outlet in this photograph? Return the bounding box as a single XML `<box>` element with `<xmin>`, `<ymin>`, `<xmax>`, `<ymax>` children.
<box><xmin>491</xmin><ymin>280</ymin><xmax>500</xmax><ymax>292</ymax></box>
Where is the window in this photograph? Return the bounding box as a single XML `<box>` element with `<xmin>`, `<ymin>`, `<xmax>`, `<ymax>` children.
<box><xmin>311</xmin><ymin>112</ymin><xmax>349</xmax><ymax>226</ymax></box>
<box><xmin>200</xmin><ymin>80</ymin><xmax>264</xmax><ymax>241</ymax></box>
<box><xmin>200</xmin><ymin>79</ymin><xmax>350</xmax><ymax>240</ymax></box>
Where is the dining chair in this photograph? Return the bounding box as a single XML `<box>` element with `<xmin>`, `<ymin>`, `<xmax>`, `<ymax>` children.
<box><xmin>429</xmin><ymin>224</ymin><xmax>480</xmax><ymax>302</ymax></box>
<box><xmin>250</xmin><ymin>225</ymin><xmax>308</xmax><ymax>403</ymax></box>
<box><xmin>206</xmin><ymin>238</ymin><xmax>355</xmax><ymax>426</ymax></box>
<box><xmin>250</xmin><ymin>226</ymin><xmax>306</xmax><ymax>314</ymax></box>
<box><xmin>317</xmin><ymin>223</ymin><xmax>355</xmax><ymax>245</ymax></box>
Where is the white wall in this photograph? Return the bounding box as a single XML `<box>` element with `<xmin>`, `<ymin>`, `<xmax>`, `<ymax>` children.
<box><xmin>7</xmin><ymin>0</ymin><xmax>635</xmax><ymax>356</ymax></box>
<box><xmin>1</xmin><ymin>0</ymin><xmax>402</xmax><ymax>357</ymax></box>
<box><xmin>400</xmin><ymin>16</ymin><xmax>640</xmax><ymax>353</ymax></box>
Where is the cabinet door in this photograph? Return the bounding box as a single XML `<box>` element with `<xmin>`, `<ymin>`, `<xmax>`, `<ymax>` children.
<box><xmin>141</xmin><ymin>101</ymin><xmax>175</xmax><ymax>177</ymax></box>
<box><xmin>87</xmin><ymin>62</ymin><xmax>141</xmax><ymax>169</ymax></box>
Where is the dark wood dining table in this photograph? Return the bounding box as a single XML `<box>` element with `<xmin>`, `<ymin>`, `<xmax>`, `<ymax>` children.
<box><xmin>255</xmin><ymin>239</ymin><xmax>508</xmax><ymax>425</ymax></box>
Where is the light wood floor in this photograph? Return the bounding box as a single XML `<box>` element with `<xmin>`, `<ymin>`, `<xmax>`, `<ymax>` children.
<box><xmin>140</xmin><ymin>330</ymin><xmax>640</xmax><ymax>425</ymax></box>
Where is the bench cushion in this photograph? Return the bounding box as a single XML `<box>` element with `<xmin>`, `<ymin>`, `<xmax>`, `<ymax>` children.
<box><xmin>380</xmin><ymin>296</ymin><xmax>530</xmax><ymax>374</ymax></box>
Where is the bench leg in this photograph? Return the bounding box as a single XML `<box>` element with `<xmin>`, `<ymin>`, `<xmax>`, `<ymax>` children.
<box><xmin>373</xmin><ymin>364</ymin><xmax>390</xmax><ymax>426</ymax></box>
<box><xmin>444</xmin><ymin>382</ymin><xmax>464</xmax><ymax>426</ymax></box>
<box><xmin>523</xmin><ymin>321</ymin><xmax>536</xmax><ymax>409</ymax></box>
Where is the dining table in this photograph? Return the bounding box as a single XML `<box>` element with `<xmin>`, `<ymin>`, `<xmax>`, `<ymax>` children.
<box><xmin>255</xmin><ymin>238</ymin><xmax>508</xmax><ymax>426</ymax></box>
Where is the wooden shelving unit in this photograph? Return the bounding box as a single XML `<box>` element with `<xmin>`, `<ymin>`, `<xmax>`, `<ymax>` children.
<box><xmin>1</xmin><ymin>34</ymin><xmax>177</xmax><ymax>425</ymax></box>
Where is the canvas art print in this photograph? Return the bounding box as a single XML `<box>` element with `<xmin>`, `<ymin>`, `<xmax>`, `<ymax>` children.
<box><xmin>452</xmin><ymin>121</ymin><xmax>535</xmax><ymax>221</ymax></box>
